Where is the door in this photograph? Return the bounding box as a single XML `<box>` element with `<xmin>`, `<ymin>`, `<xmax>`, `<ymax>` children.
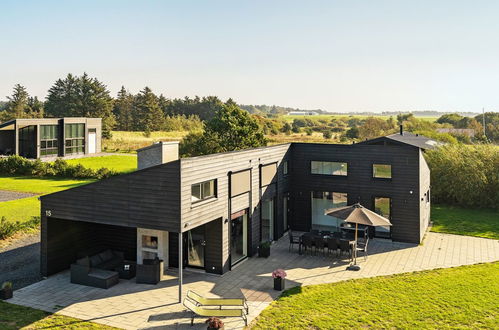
<box><xmin>261</xmin><ymin>198</ymin><xmax>275</xmax><ymax>242</ymax></box>
<box><xmin>230</xmin><ymin>210</ymin><xmax>248</xmax><ymax>266</ymax></box>
<box><xmin>88</xmin><ymin>129</ymin><xmax>96</xmax><ymax>154</ymax></box>
<box><xmin>186</xmin><ymin>226</ymin><xmax>205</xmax><ymax>268</ymax></box>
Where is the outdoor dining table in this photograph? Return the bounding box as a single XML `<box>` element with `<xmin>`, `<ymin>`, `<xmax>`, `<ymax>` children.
<box><xmin>298</xmin><ymin>232</ymin><xmax>356</xmax><ymax>261</ymax></box>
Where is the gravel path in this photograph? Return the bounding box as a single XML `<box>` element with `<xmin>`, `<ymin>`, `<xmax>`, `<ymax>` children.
<box><xmin>0</xmin><ymin>233</ymin><xmax>41</xmax><ymax>290</ymax></box>
<box><xmin>0</xmin><ymin>190</ymin><xmax>37</xmax><ymax>202</ymax></box>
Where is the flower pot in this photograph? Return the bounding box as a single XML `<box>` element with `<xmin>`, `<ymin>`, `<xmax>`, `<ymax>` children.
<box><xmin>258</xmin><ymin>245</ymin><xmax>270</xmax><ymax>258</ymax></box>
<box><xmin>207</xmin><ymin>327</ymin><xmax>224</xmax><ymax>330</ymax></box>
<box><xmin>0</xmin><ymin>288</ymin><xmax>13</xmax><ymax>300</ymax></box>
<box><xmin>273</xmin><ymin>277</ymin><xmax>285</xmax><ymax>291</ymax></box>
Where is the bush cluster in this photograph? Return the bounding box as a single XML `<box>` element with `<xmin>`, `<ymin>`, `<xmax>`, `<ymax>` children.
<box><xmin>0</xmin><ymin>156</ymin><xmax>117</xmax><ymax>179</ymax></box>
<box><xmin>425</xmin><ymin>144</ymin><xmax>499</xmax><ymax>209</ymax></box>
<box><xmin>0</xmin><ymin>216</ymin><xmax>40</xmax><ymax>240</ymax></box>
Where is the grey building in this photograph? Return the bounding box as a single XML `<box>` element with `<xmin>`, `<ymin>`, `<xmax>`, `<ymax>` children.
<box><xmin>0</xmin><ymin>117</ymin><xmax>102</xmax><ymax>159</ymax></box>
<box><xmin>40</xmin><ymin>132</ymin><xmax>433</xmax><ymax>282</ymax></box>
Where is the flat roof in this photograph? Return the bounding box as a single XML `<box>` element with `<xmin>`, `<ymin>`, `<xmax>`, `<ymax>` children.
<box><xmin>0</xmin><ymin>117</ymin><xmax>101</xmax><ymax>130</ymax></box>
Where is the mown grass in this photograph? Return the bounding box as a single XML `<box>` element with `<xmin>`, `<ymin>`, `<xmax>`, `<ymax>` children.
<box><xmin>431</xmin><ymin>205</ymin><xmax>499</xmax><ymax>240</ymax></box>
<box><xmin>252</xmin><ymin>262</ymin><xmax>499</xmax><ymax>329</ymax></box>
<box><xmin>0</xmin><ymin>176</ymin><xmax>93</xmax><ymax>223</ymax></box>
<box><xmin>65</xmin><ymin>155</ymin><xmax>137</xmax><ymax>173</ymax></box>
<box><xmin>0</xmin><ymin>301</ymin><xmax>118</xmax><ymax>330</ymax></box>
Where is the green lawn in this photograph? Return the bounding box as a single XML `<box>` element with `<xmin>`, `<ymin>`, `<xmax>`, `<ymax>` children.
<box><xmin>0</xmin><ymin>301</ymin><xmax>117</xmax><ymax>330</ymax></box>
<box><xmin>431</xmin><ymin>205</ymin><xmax>499</xmax><ymax>240</ymax></box>
<box><xmin>65</xmin><ymin>155</ymin><xmax>137</xmax><ymax>173</ymax></box>
<box><xmin>0</xmin><ymin>176</ymin><xmax>93</xmax><ymax>223</ymax></box>
<box><xmin>253</xmin><ymin>262</ymin><xmax>499</xmax><ymax>329</ymax></box>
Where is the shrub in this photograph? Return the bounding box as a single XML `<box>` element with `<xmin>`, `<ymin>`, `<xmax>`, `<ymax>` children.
<box><xmin>0</xmin><ymin>216</ymin><xmax>40</xmax><ymax>240</ymax></box>
<box><xmin>323</xmin><ymin>131</ymin><xmax>332</xmax><ymax>139</ymax></box>
<box><xmin>0</xmin><ymin>155</ymin><xmax>118</xmax><ymax>180</ymax></box>
<box><xmin>425</xmin><ymin>144</ymin><xmax>499</xmax><ymax>209</ymax></box>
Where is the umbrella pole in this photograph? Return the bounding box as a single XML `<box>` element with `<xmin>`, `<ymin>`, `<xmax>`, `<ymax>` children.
<box><xmin>354</xmin><ymin>223</ymin><xmax>358</xmax><ymax>265</ymax></box>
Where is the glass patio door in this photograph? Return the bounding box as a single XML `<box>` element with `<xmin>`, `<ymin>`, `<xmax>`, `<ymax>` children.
<box><xmin>261</xmin><ymin>198</ymin><xmax>274</xmax><ymax>242</ymax></box>
<box><xmin>187</xmin><ymin>226</ymin><xmax>205</xmax><ymax>268</ymax></box>
<box><xmin>230</xmin><ymin>210</ymin><xmax>248</xmax><ymax>265</ymax></box>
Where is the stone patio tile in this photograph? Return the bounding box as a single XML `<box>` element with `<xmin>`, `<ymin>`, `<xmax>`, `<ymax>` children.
<box><xmin>6</xmin><ymin>232</ymin><xmax>499</xmax><ymax>329</ymax></box>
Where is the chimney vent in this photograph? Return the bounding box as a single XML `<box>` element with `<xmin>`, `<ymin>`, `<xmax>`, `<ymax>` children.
<box><xmin>137</xmin><ymin>141</ymin><xmax>179</xmax><ymax>170</ymax></box>
<box><xmin>399</xmin><ymin>125</ymin><xmax>403</xmax><ymax>135</ymax></box>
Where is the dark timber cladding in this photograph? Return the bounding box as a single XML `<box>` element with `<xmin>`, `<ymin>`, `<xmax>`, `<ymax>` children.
<box><xmin>290</xmin><ymin>143</ymin><xmax>423</xmax><ymax>243</ymax></box>
<box><xmin>179</xmin><ymin>144</ymin><xmax>291</xmax><ymax>270</ymax></box>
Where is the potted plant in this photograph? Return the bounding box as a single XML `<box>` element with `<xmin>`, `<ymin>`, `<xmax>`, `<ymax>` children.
<box><xmin>272</xmin><ymin>269</ymin><xmax>287</xmax><ymax>291</ymax></box>
<box><xmin>206</xmin><ymin>317</ymin><xmax>224</xmax><ymax>330</ymax></box>
<box><xmin>0</xmin><ymin>282</ymin><xmax>13</xmax><ymax>300</ymax></box>
<box><xmin>258</xmin><ymin>241</ymin><xmax>271</xmax><ymax>258</ymax></box>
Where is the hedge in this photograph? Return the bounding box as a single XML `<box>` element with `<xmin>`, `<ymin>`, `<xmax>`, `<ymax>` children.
<box><xmin>0</xmin><ymin>216</ymin><xmax>40</xmax><ymax>240</ymax></box>
<box><xmin>425</xmin><ymin>144</ymin><xmax>499</xmax><ymax>209</ymax></box>
<box><xmin>0</xmin><ymin>156</ymin><xmax>117</xmax><ymax>180</ymax></box>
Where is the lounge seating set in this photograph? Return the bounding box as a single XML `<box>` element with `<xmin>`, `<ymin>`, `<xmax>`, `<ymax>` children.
<box><xmin>289</xmin><ymin>229</ymin><xmax>369</xmax><ymax>261</ymax></box>
<box><xmin>70</xmin><ymin>249</ymin><xmax>162</xmax><ymax>289</ymax></box>
<box><xmin>183</xmin><ymin>290</ymin><xmax>248</xmax><ymax>326</ymax></box>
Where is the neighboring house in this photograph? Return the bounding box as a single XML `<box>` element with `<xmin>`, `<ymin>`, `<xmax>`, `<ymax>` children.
<box><xmin>0</xmin><ymin>118</ymin><xmax>102</xmax><ymax>159</ymax></box>
<box><xmin>288</xmin><ymin>111</ymin><xmax>319</xmax><ymax>116</ymax></box>
<box><xmin>40</xmin><ymin>133</ymin><xmax>434</xmax><ymax>280</ymax></box>
<box><xmin>357</xmin><ymin>128</ymin><xmax>442</xmax><ymax>150</ymax></box>
<box><xmin>436</xmin><ymin>128</ymin><xmax>475</xmax><ymax>137</ymax></box>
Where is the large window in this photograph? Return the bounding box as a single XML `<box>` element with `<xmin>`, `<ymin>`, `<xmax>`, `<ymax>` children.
<box><xmin>65</xmin><ymin>124</ymin><xmax>85</xmax><ymax>155</ymax></box>
<box><xmin>230</xmin><ymin>170</ymin><xmax>250</xmax><ymax>197</ymax></box>
<box><xmin>374</xmin><ymin>197</ymin><xmax>391</xmax><ymax>237</ymax></box>
<box><xmin>311</xmin><ymin>161</ymin><xmax>348</xmax><ymax>176</ymax></box>
<box><xmin>261</xmin><ymin>198</ymin><xmax>274</xmax><ymax>242</ymax></box>
<box><xmin>191</xmin><ymin>179</ymin><xmax>217</xmax><ymax>203</ymax></box>
<box><xmin>373</xmin><ymin>164</ymin><xmax>392</xmax><ymax>179</ymax></box>
<box><xmin>311</xmin><ymin>191</ymin><xmax>348</xmax><ymax>232</ymax></box>
<box><xmin>40</xmin><ymin>125</ymin><xmax>59</xmax><ymax>157</ymax></box>
<box><xmin>260</xmin><ymin>163</ymin><xmax>277</xmax><ymax>186</ymax></box>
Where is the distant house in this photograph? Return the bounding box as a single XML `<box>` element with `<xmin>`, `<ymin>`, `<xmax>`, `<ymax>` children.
<box><xmin>0</xmin><ymin>118</ymin><xmax>102</xmax><ymax>159</ymax></box>
<box><xmin>288</xmin><ymin>111</ymin><xmax>319</xmax><ymax>116</ymax></box>
<box><xmin>436</xmin><ymin>128</ymin><xmax>475</xmax><ymax>137</ymax></box>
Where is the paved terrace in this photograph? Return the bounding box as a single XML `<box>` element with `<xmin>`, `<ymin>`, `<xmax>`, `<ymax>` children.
<box><xmin>8</xmin><ymin>232</ymin><xmax>499</xmax><ymax>329</ymax></box>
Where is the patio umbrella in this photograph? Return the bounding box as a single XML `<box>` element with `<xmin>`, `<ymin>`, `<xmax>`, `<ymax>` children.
<box><xmin>324</xmin><ymin>203</ymin><xmax>392</xmax><ymax>271</ymax></box>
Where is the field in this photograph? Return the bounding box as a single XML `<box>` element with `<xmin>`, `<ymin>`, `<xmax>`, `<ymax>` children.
<box><xmin>431</xmin><ymin>205</ymin><xmax>499</xmax><ymax>240</ymax></box>
<box><xmin>0</xmin><ymin>176</ymin><xmax>94</xmax><ymax>223</ymax></box>
<box><xmin>282</xmin><ymin>114</ymin><xmax>439</xmax><ymax>122</ymax></box>
<box><xmin>65</xmin><ymin>155</ymin><xmax>137</xmax><ymax>173</ymax></box>
<box><xmin>103</xmin><ymin>130</ymin><xmax>190</xmax><ymax>152</ymax></box>
<box><xmin>0</xmin><ymin>301</ymin><xmax>117</xmax><ymax>330</ymax></box>
<box><xmin>252</xmin><ymin>262</ymin><xmax>498</xmax><ymax>329</ymax></box>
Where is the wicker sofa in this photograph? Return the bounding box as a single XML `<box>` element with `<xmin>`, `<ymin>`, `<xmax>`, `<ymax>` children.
<box><xmin>70</xmin><ymin>249</ymin><xmax>124</xmax><ymax>289</ymax></box>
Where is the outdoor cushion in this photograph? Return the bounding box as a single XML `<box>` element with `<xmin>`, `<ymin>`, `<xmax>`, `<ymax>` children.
<box><xmin>88</xmin><ymin>268</ymin><xmax>118</xmax><ymax>280</ymax></box>
<box><xmin>99</xmin><ymin>250</ymin><xmax>114</xmax><ymax>262</ymax></box>
<box><xmin>98</xmin><ymin>258</ymin><xmax>122</xmax><ymax>271</ymax></box>
<box><xmin>76</xmin><ymin>257</ymin><xmax>90</xmax><ymax>267</ymax></box>
<box><xmin>89</xmin><ymin>255</ymin><xmax>103</xmax><ymax>267</ymax></box>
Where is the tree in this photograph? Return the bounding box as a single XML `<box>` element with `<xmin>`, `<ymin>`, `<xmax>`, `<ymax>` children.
<box><xmin>113</xmin><ymin>86</ymin><xmax>135</xmax><ymax>131</ymax></box>
<box><xmin>180</xmin><ymin>101</ymin><xmax>267</xmax><ymax>156</ymax></box>
<box><xmin>436</xmin><ymin>113</ymin><xmax>463</xmax><ymax>126</ymax></box>
<box><xmin>281</xmin><ymin>122</ymin><xmax>292</xmax><ymax>135</ymax></box>
<box><xmin>45</xmin><ymin>73</ymin><xmax>115</xmax><ymax>138</ymax></box>
<box><xmin>27</xmin><ymin>96</ymin><xmax>44</xmax><ymax>118</ymax></box>
<box><xmin>133</xmin><ymin>87</ymin><xmax>164</xmax><ymax>132</ymax></box>
<box><xmin>5</xmin><ymin>84</ymin><xmax>30</xmax><ymax>119</ymax></box>
<box><xmin>346</xmin><ymin>126</ymin><xmax>359</xmax><ymax>139</ymax></box>
<box><xmin>396</xmin><ymin>113</ymin><xmax>414</xmax><ymax>124</ymax></box>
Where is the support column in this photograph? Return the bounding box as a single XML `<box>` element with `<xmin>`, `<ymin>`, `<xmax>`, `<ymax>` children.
<box><xmin>178</xmin><ymin>232</ymin><xmax>183</xmax><ymax>303</ymax></box>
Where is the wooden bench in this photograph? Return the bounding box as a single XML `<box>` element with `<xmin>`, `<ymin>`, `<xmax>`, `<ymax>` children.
<box><xmin>183</xmin><ymin>290</ymin><xmax>248</xmax><ymax>326</ymax></box>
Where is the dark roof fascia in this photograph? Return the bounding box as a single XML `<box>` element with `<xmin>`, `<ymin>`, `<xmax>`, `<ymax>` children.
<box><xmin>0</xmin><ymin>119</ymin><xmax>16</xmax><ymax>129</ymax></box>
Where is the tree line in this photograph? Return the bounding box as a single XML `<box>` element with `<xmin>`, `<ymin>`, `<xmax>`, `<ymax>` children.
<box><xmin>0</xmin><ymin>73</ymin><xmax>236</xmax><ymax>138</ymax></box>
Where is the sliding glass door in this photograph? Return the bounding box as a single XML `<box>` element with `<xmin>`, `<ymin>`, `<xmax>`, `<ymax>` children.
<box><xmin>230</xmin><ymin>210</ymin><xmax>248</xmax><ymax>265</ymax></box>
<box><xmin>261</xmin><ymin>198</ymin><xmax>274</xmax><ymax>242</ymax></box>
<box><xmin>187</xmin><ymin>225</ymin><xmax>205</xmax><ymax>268</ymax></box>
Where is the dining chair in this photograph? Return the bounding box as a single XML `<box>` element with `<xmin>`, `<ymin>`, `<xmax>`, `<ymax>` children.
<box><xmin>339</xmin><ymin>239</ymin><xmax>352</xmax><ymax>260</ymax></box>
<box><xmin>314</xmin><ymin>237</ymin><xmax>326</xmax><ymax>256</ymax></box>
<box><xmin>326</xmin><ymin>237</ymin><xmax>339</xmax><ymax>257</ymax></box>
<box><xmin>302</xmin><ymin>235</ymin><xmax>313</xmax><ymax>255</ymax></box>
<box><xmin>356</xmin><ymin>237</ymin><xmax>369</xmax><ymax>260</ymax></box>
<box><xmin>288</xmin><ymin>230</ymin><xmax>300</xmax><ymax>252</ymax></box>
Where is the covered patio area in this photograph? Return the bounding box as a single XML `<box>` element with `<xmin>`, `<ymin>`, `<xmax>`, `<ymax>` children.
<box><xmin>8</xmin><ymin>231</ymin><xmax>499</xmax><ymax>329</ymax></box>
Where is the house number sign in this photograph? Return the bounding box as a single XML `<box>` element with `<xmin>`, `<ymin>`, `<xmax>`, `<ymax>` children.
<box><xmin>45</xmin><ymin>210</ymin><xmax>52</xmax><ymax>217</ymax></box>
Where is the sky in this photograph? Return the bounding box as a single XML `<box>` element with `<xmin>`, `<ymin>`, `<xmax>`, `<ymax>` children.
<box><xmin>1</xmin><ymin>0</ymin><xmax>498</xmax><ymax>112</ymax></box>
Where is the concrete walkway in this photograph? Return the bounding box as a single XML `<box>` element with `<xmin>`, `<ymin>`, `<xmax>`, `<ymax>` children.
<box><xmin>7</xmin><ymin>232</ymin><xmax>499</xmax><ymax>329</ymax></box>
